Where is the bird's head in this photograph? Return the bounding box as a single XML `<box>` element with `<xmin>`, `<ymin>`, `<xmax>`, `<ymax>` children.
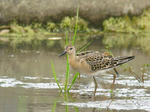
<box><xmin>59</xmin><ymin>45</ymin><xmax>76</xmax><ymax>57</ymax></box>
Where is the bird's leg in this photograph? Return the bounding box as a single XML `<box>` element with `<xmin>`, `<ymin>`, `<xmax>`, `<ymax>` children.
<box><xmin>93</xmin><ymin>76</ymin><xmax>98</xmax><ymax>97</ymax></box>
<box><xmin>113</xmin><ymin>68</ymin><xmax>119</xmax><ymax>77</ymax></box>
<box><xmin>112</xmin><ymin>68</ymin><xmax>119</xmax><ymax>85</ymax></box>
<box><xmin>107</xmin><ymin>71</ymin><xmax>116</xmax><ymax>85</ymax></box>
<box><xmin>112</xmin><ymin>72</ymin><xmax>116</xmax><ymax>85</ymax></box>
<box><xmin>107</xmin><ymin>68</ymin><xmax>119</xmax><ymax>86</ymax></box>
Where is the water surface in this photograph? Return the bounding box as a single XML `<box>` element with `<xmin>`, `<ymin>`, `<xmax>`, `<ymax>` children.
<box><xmin>0</xmin><ymin>42</ymin><xmax>150</xmax><ymax>112</ymax></box>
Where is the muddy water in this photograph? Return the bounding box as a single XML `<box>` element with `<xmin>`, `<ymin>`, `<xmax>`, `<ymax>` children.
<box><xmin>0</xmin><ymin>45</ymin><xmax>150</xmax><ymax>112</ymax></box>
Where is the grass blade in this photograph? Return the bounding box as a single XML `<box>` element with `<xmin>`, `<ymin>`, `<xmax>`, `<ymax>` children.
<box><xmin>65</xmin><ymin>105</ymin><xmax>68</xmax><ymax>112</ymax></box>
<box><xmin>51</xmin><ymin>61</ymin><xmax>62</xmax><ymax>92</ymax></box>
<box><xmin>74</xmin><ymin>107</ymin><xmax>79</xmax><ymax>112</ymax></box>
<box><xmin>72</xmin><ymin>5</ymin><xmax>79</xmax><ymax>45</ymax></box>
<box><xmin>65</xmin><ymin>31</ymin><xmax>69</xmax><ymax>46</ymax></box>
<box><xmin>67</xmin><ymin>72</ymin><xmax>79</xmax><ymax>91</ymax></box>
<box><xmin>52</xmin><ymin>100</ymin><xmax>57</xmax><ymax>112</ymax></box>
<box><xmin>64</xmin><ymin>93</ymin><xmax>69</xmax><ymax>112</ymax></box>
<box><xmin>64</xmin><ymin>55</ymin><xmax>70</xmax><ymax>92</ymax></box>
<box><xmin>77</xmin><ymin>39</ymin><xmax>94</xmax><ymax>53</ymax></box>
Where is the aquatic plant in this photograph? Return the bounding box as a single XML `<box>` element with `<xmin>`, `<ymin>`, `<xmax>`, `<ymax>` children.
<box><xmin>60</xmin><ymin>15</ymin><xmax>88</xmax><ymax>32</ymax></box>
<box><xmin>1</xmin><ymin>7</ymin><xmax>150</xmax><ymax>54</ymax></box>
<box><xmin>102</xmin><ymin>32</ymin><xmax>150</xmax><ymax>54</ymax></box>
<box><xmin>136</xmin><ymin>34</ymin><xmax>150</xmax><ymax>53</ymax></box>
<box><xmin>65</xmin><ymin>6</ymin><xmax>80</xmax><ymax>92</ymax></box>
<box><xmin>67</xmin><ymin>72</ymin><xmax>80</xmax><ymax>91</ymax></box>
<box><xmin>10</xmin><ymin>22</ymin><xmax>25</xmax><ymax>35</ymax></box>
<box><xmin>72</xmin><ymin>6</ymin><xmax>79</xmax><ymax>45</ymax></box>
<box><xmin>133</xmin><ymin>8</ymin><xmax>150</xmax><ymax>32</ymax></box>
<box><xmin>51</xmin><ymin>61</ymin><xmax>62</xmax><ymax>92</ymax></box>
<box><xmin>46</xmin><ymin>22</ymin><xmax>58</xmax><ymax>32</ymax></box>
<box><xmin>121</xmin><ymin>63</ymin><xmax>150</xmax><ymax>83</ymax></box>
<box><xmin>101</xmin><ymin>14</ymin><xmax>150</xmax><ymax>53</ymax></box>
<box><xmin>60</xmin><ymin>17</ymin><xmax>71</xmax><ymax>30</ymax></box>
<box><xmin>140</xmin><ymin>64</ymin><xmax>150</xmax><ymax>83</ymax></box>
<box><xmin>31</xmin><ymin>22</ymin><xmax>43</xmax><ymax>29</ymax></box>
<box><xmin>103</xmin><ymin>8</ymin><xmax>150</xmax><ymax>34</ymax></box>
<box><xmin>102</xmin><ymin>33</ymin><xmax>137</xmax><ymax>49</ymax></box>
<box><xmin>51</xmin><ymin>6</ymin><xmax>80</xmax><ymax>93</ymax></box>
<box><xmin>103</xmin><ymin>16</ymin><xmax>136</xmax><ymax>33</ymax></box>
<box><xmin>52</xmin><ymin>100</ymin><xmax>57</xmax><ymax>112</ymax></box>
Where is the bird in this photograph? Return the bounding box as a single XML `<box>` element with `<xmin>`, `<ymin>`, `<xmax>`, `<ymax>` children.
<box><xmin>59</xmin><ymin>45</ymin><xmax>135</xmax><ymax>96</ymax></box>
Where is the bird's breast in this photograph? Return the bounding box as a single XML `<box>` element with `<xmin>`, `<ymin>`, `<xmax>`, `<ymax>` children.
<box><xmin>69</xmin><ymin>58</ymin><xmax>92</xmax><ymax>74</ymax></box>
<box><xmin>69</xmin><ymin>58</ymin><xmax>79</xmax><ymax>71</ymax></box>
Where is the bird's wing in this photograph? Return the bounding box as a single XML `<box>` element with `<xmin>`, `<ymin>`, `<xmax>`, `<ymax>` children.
<box><xmin>85</xmin><ymin>52</ymin><xmax>115</xmax><ymax>72</ymax></box>
<box><xmin>76</xmin><ymin>50</ymin><xmax>99</xmax><ymax>57</ymax></box>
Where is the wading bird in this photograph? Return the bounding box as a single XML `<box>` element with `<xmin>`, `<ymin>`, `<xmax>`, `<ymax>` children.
<box><xmin>59</xmin><ymin>45</ymin><xmax>135</xmax><ymax>96</ymax></box>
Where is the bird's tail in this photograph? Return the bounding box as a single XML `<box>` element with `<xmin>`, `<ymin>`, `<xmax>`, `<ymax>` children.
<box><xmin>113</xmin><ymin>56</ymin><xmax>135</xmax><ymax>66</ymax></box>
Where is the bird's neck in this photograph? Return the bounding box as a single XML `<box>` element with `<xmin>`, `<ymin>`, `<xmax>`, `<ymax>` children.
<box><xmin>68</xmin><ymin>53</ymin><xmax>80</xmax><ymax>71</ymax></box>
<box><xmin>68</xmin><ymin>54</ymin><xmax>76</xmax><ymax>61</ymax></box>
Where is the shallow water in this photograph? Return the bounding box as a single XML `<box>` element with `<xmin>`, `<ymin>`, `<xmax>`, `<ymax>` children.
<box><xmin>0</xmin><ymin>44</ymin><xmax>150</xmax><ymax>112</ymax></box>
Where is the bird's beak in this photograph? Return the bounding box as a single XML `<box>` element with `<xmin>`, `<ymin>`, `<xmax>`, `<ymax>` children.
<box><xmin>59</xmin><ymin>50</ymin><xmax>67</xmax><ymax>57</ymax></box>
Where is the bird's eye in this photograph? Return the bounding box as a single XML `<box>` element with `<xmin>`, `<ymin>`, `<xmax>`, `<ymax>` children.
<box><xmin>70</xmin><ymin>48</ymin><xmax>73</xmax><ymax>50</ymax></box>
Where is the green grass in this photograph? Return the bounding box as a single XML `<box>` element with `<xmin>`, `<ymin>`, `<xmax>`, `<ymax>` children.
<box><xmin>72</xmin><ymin>5</ymin><xmax>79</xmax><ymax>45</ymax></box>
<box><xmin>77</xmin><ymin>39</ymin><xmax>94</xmax><ymax>53</ymax></box>
<box><xmin>67</xmin><ymin>72</ymin><xmax>80</xmax><ymax>92</ymax></box>
<box><xmin>50</xmin><ymin>6</ymin><xmax>79</xmax><ymax>94</ymax></box>
<box><xmin>52</xmin><ymin>100</ymin><xmax>57</xmax><ymax>112</ymax></box>
<box><xmin>50</xmin><ymin>61</ymin><xmax>62</xmax><ymax>92</ymax></box>
<box><xmin>64</xmin><ymin>55</ymin><xmax>70</xmax><ymax>92</ymax></box>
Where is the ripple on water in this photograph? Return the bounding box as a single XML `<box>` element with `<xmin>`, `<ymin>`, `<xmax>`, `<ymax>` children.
<box><xmin>0</xmin><ymin>74</ymin><xmax>150</xmax><ymax>111</ymax></box>
<box><xmin>63</xmin><ymin>98</ymin><xmax>150</xmax><ymax>111</ymax></box>
<box><xmin>103</xmin><ymin>74</ymin><xmax>150</xmax><ymax>87</ymax></box>
<box><xmin>0</xmin><ymin>76</ymin><xmax>62</xmax><ymax>89</ymax></box>
<box><xmin>0</xmin><ymin>78</ymin><xmax>23</xmax><ymax>87</ymax></box>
